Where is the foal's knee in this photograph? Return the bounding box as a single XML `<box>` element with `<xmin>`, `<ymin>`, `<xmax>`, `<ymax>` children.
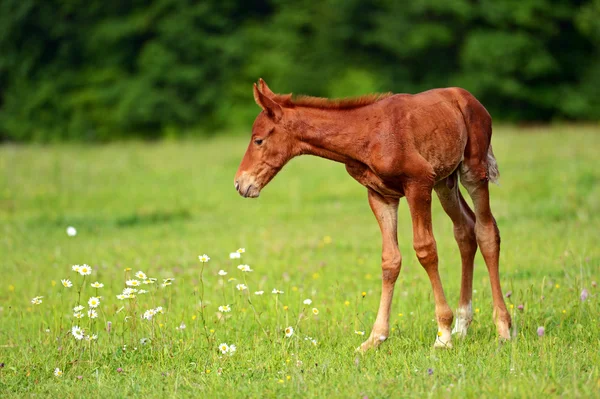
<box><xmin>381</xmin><ymin>251</ymin><xmax>402</xmax><ymax>282</ymax></box>
<box><xmin>414</xmin><ymin>239</ymin><xmax>438</xmax><ymax>268</ymax></box>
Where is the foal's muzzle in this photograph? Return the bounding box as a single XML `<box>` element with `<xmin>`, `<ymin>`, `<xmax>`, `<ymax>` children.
<box><xmin>234</xmin><ymin>173</ymin><xmax>260</xmax><ymax>198</ymax></box>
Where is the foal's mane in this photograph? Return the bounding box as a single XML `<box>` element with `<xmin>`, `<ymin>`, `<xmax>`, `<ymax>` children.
<box><xmin>273</xmin><ymin>92</ymin><xmax>393</xmax><ymax>110</ymax></box>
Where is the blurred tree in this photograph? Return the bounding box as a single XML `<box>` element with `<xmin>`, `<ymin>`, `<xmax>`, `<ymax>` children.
<box><xmin>0</xmin><ymin>0</ymin><xmax>598</xmax><ymax>141</ymax></box>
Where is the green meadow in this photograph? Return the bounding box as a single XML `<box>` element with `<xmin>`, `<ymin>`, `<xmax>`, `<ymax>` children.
<box><xmin>1</xmin><ymin>125</ymin><xmax>599</xmax><ymax>398</ymax></box>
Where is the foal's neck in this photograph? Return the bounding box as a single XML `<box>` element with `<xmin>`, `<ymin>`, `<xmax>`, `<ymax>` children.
<box><xmin>292</xmin><ymin>107</ymin><xmax>372</xmax><ymax>165</ymax></box>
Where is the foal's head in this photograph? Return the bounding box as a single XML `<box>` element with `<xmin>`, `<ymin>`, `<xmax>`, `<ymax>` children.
<box><xmin>234</xmin><ymin>80</ymin><xmax>297</xmax><ymax>198</ymax></box>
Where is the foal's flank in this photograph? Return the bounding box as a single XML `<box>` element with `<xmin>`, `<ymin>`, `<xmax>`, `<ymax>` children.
<box><xmin>234</xmin><ymin>79</ymin><xmax>512</xmax><ymax>351</ymax></box>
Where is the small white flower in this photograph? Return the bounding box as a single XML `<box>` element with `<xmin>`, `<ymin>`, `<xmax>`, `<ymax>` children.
<box><xmin>54</xmin><ymin>367</ymin><xmax>63</xmax><ymax>377</ymax></box>
<box><xmin>137</xmin><ymin>289</ymin><xmax>148</xmax><ymax>294</ymax></box>
<box><xmin>228</xmin><ymin>344</ymin><xmax>236</xmax><ymax>355</ymax></box>
<box><xmin>155</xmin><ymin>307</ymin><xmax>164</xmax><ymax>313</ymax></box>
<box><xmin>90</xmin><ymin>282</ymin><xmax>104</xmax><ymax>288</ymax></box>
<box><xmin>73</xmin><ymin>305</ymin><xmax>84</xmax><ymax>312</ymax></box>
<box><xmin>72</xmin><ymin>326</ymin><xmax>84</xmax><ymax>340</ymax></box>
<box><xmin>116</xmin><ymin>294</ymin><xmax>126</xmax><ymax>300</ymax></box>
<box><xmin>311</xmin><ymin>339</ymin><xmax>317</xmax><ymax>346</ymax></box>
<box><xmin>143</xmin><ymin>278</ymin><xmax>157</xmax><ymax>285</ymax></box>
<box><xmin>87</xmin><ymin>309</ymin><xmax>98</xmax><ymax>319</ymax></box>
<box><xmin>236</xmin><ymin>248</ymin><xmax>245</xmax><ymax>253</ymax></box>
<box><xmin>236</xmin><ymin>284</ymin><xmax>247</xmax><ymax>291</ymax></box>
<box><xmin>72</xmin><ymin>265</ymin><xmax>81</xmax><ymax>272</ymax></box>
<box><xmin>126</xmin><ymin>279</ymin><xmax>140</xmax><ymax>287</ymax></box>
<box><xmin>354</xmin><ymin>331</ymin><xmax>365</xmax><ymax>336</ymax></box>
<box><xmin>303</xmin><ymin>299</ymin><xmax>312</xmax><ymax>305</ymax></box>
<box><xmin>312</xmin><ymin>308</ymin><xmax>319</xmax><ymax>315</ymax></box>
<box><xmin>198</xmin><ymin>254</ymin><xmax>210</xmax><ymax>263</ymax></box>
<box><xmin>122</xmin><ymin>288</ymin><xmax>137</xmax><ymax>295</ymax></box>
<box><xmin>140</xmin><ymin>337</ymin><xmax>150</xmax><ymax>345</ymax></box>
<box><xmin>178</xmin><ymin>322</ymin><xmax>186</xmax><ymax>330</ymax></box>
<box><xmin>142</xmin><ymin>309</ymin><xmax>156</xmax><ymax>320</ymax></box>
<box><xmin>135</xmin><ymin>271</ymin><xmax>147</xmax><ymax>280</ymax></box>
<box><xmin>85</xmin><ymin>334</ymin><xmax>98</xmax><ymax>341</ymax></box>
<box><xmin>78</xmin><ymin>264</ymin><xmax>92</xmax><ymax>276</ymax></box>
<box><xmin>31</xmin><ymin>296</ymin><xmax>43</xmax><ymax>305</ymax></box>
<box><xmin>66</xmin><ymin>226</ymin><xmax>77</xmax><ymax>237</ymax></box>
<box><xmin>61</xmin><ymin>279</ymin><xmax>72</xmax><ymax>288</ymax></box>
<box><xmin>218</xmin><ymin>270</ymin><xmax>228</xmax><ymax>276</ymax></box>
<box><xmin>285</xmin><ymin>326</ymin><xmax>294</xmax><ymax>337</ymax></box>
<box><xmin>218</xmin><ymin>305</ymin><xmax>231</xmax><ymax>313</ymax></box>
<box><xmin>237</xmin><ymin>264</ymin><xmax>253</xmax><ymax>272</ymax></box>
<box><xmin>229</xmin><ymin>252</ymin><xmax>241</xmax><ymax>259</ymax></box>
<box><xmin>254</xmin><ymin>291</ymin><xmax>264</xmax><ymax>295</ymax></box>
<box><xmin>73</xmin><ymin>312</ymin><xmax>84</xmax><ymax>319</ymax></box>
<box><xmin>88</xmin><ymin>297</ymin><xmax>100</xmax><ymax>308</ymax></box>
<box><xmin>218</xmin><ymin>343</ymin><xmax>229</xmax><ymax>354</ymax></box>
<box><xmin>272</xmin><ymin>289</ymin><xmax>284</xmax><ymax>294</ymax></box>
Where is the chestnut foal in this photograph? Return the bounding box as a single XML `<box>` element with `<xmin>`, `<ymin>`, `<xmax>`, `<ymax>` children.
<box><xmin>235</xmin><ymin>79</ymin><xmax>511</xmax><ymax>351</ymax></box>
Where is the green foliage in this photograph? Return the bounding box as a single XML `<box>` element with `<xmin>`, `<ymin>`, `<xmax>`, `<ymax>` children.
<box><xmin>0</xmin><ymin>0</ymin><xmax>599</xmax><ymax>141</ymax></box>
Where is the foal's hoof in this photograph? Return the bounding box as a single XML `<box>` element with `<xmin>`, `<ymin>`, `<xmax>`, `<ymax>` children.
<box><xmin>433</xmin><ymin>331</ymin><xmax>453</xmax><ymax>349</ymax></box>
<box><xmin>356</xmin><ymin>334</ymin><xmax>387</xmax><ymax>353</ymax></box>
<box><xmin>433</xmin><ymin>338</ymin><xmax>453</xmax><ymax>349</ymax></box>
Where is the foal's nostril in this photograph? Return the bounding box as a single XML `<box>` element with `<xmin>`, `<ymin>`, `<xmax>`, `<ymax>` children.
<box><xmin>235</xmin><ymin>181</ymin><xmax>240</xmax><ymax>191</ymax></box>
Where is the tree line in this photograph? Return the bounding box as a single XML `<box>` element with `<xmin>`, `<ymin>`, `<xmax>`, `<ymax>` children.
<box><xmin>1</xmin><ymin>0</ymin><xmax>599</xmax><ymax>141</ymax></box>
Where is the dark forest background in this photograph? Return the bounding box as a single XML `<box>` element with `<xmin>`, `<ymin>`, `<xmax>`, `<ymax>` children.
<box><xmin>1</xmin><ymin>0</ymin><xmax>599</xmax><ymax>142</ymax></box>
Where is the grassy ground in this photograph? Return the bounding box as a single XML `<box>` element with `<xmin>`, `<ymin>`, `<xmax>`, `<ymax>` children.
<box><xmin>1</xmin><ymin>125</ymin><xmax>599</xmax><ymax>398</ymax></box>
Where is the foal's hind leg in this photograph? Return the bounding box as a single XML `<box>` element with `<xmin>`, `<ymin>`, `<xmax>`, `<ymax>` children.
<box><xmin>462</xmin><ymin>178</ymin><xmax>511</xmax><ymax>339</ymax></box>
<box><xmin>405</xmin><ymin>180</ymin><xmax>454</xmax><ymax>348</ymax></box>
<box><xmin>434</xmin><ymin>177</ymin><xmax>477</xmax><ymax>338</ymax></box>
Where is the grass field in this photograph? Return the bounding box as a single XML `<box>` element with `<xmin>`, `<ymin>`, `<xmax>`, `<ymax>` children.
<box><xmin>1</xmin><ymin>125</ymin><xmax>599</xmax><ymax>398</ymax></box>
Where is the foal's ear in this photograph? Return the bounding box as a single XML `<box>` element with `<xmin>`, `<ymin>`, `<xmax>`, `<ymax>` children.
<box><xmin>253</xmin><ymin>83</ymin><xmax>283</xmax><ymax>122</ymax></box>
<box><xmin>258</xmin><ymin>78</ymin><xmax>276</xmax><ymax>98</ymax></box>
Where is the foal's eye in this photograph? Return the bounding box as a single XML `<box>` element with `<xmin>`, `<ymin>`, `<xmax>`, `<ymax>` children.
<box><xmin>254</xmin><ymin>139</ymin><xmax>263</xmax><ymax>145</ymax></box>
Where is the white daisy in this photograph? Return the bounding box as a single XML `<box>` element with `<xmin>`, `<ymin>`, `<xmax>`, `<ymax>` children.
<box><xmin>272</xmin><ymin>289</ymin><xmax>284</xmax><ymax>294</ymax></box>
<box><xmin>72</xmin><ymin>265</ymin><xmax>81</xmax><ymax>272</ymax></box>
<box><xmin>73</xmin><ymin>312</ymin><xmax>84</xmax><ymax>319</ymax></box>
<box><xmin>218</xmin><ymin>270</ymin><xmax>228</xmax><ymax>276</ymax></box>
<box><xmin>85</xmin><ymin>334</ymin><xmax>98</xmax><ymax>341</ymax></box>
<box><xmin>135</xmin><ymin>271</ymin><xmax>147</xmax><ymax>280</ymax></box>
<box><xmin>218</xmin><ymin>305</ymin><xmax>231</xmax><ymax>313</ymax></box>
<box><xmin>72</xmin><ymin>326</ymin><xmax>84</xmax><ymax>340</ymax></box>
<box><xmin>31</xmin><ymin>296</ymin><xmax>43</xmax><ymax>305</ymax></box>
<box><xmin>312</xmin><ymin>308</ymin><xmax>319</xmax><ymax>315</ymax></box>
<box><xmin>116</xmin><ymin>294</ymin><xmax>126</xmax><ymax>300</ymax></box>
<box><xmin>254</xmin><ymin>291</ymin><xmax>264</xmax><ymax>295</ymax></box>
<box><xmin>303</xmin><ymin>299</ymin><xmax>312</xmax><ymax>305</ymax></box>
<box><xmin>285</xmin><ymin>326</ymin><xmax>294</xmax><ymax>337</ymax></box>
<box><xmin>237</xmin><ymin>264</ymin><xmax>253</xmax><ymax>272</ymax></box>
<box><xmin>122</xmin><ymin>288</ymin><xmax>137</xmax><ymax>295</ymax></box>
<box><xmin>236</xmin><ymin>284</ymin><xmax>247</xmax><ymax>291</ymax></box>
<box><xmin>354</xmin><ymin>331</ymin><xmax>365</xmax><ymax>335</ymax></box>
<box><xmin>87</xmin><ymin>309</ymin><xmax>98</xmax><ymax>319</ymax></box>
<box><xmin>61</xmin><ymin>279</ymin><xmax>72</xmax><ymax>288</ymax></box>
<box><xmin>125</xmin><ymin>279</ymin><xmax>140</xmax><ymax>287</ymax></box>
<box><xmin>228</xmin><ymin>344</ymin><xmax>236</xmax><ymax>355</ymax></box>
<box><xmin>142</xmin><ymin>309</ymin><xmax>156</xmax><ymax>320</ymax></box>
<box><xmin>236</xmin><ymin>248</ymin><xmax>245</xmax><ymax>253</ymax></box>
<box><xmin>90</xmin><ymin>282</ymin><xmax>104</xmax><ymax>288</ymax></box>
<box><xmin>140</xmin><ymin>337</ymin><xmax>150</xmax><ymax>345</ymax></box>
<box><xmin>229</xmin><ymin>252</ymin><xmax>241</xmax><ymax>259</ymax></box>
<box><xmin>66</xmin><ymin>226</ymin><xmax>77</xmax><ymax>236</ymax></box>
<box><xmin>137</xmin><ymin>289</ymin><xmax>148</xmax><ymax>294</ymax></box>
<box><xmin>54</xmin><ymin>367</ymin><xmax>63</xmax><ymax>377</ymax></box>
<box><xmin>73</xmin><ymin>305</ymin><xmax>84</xmax><ymax>312</ymax></box>
<box><xmin>198</xmin><ymin>254</ymin><xmax>210</xmax><ymax>263</ymax></box>
<box><xmin>87</xmin><ymin>297</ymin><xmax>100</xmax><ymax>308</ymax></box>
<box><xmin>78</xmin><ymin>264</ymin><xmax>92</xmax><ymax>275</ymax></box>
<box><xmin>218</xmin><ymin>343</ymin><xmax>229</xmax><ymax>354</ymax></box>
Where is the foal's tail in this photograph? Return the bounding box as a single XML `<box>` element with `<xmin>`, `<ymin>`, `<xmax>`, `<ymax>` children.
<box><xmin>453</xmin><ymin>87</ymin><xmax>500</xmax><ymax>186</ymax></box>
<box><xmin>487</xmin><ymin>144</ymin><xmax>500</xmax><ymax>185</ymax></box>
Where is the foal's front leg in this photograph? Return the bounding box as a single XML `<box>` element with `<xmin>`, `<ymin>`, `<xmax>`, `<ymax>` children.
<box><xmin>358</xmin><ymin>189</ymin><xmax>401</xmax><ymax>352</ymax></box>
